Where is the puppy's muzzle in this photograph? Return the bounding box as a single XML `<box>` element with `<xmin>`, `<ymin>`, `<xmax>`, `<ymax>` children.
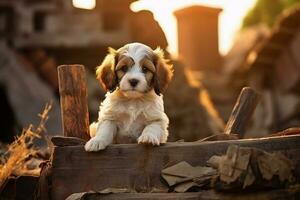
<box><xmin>129</xmin><ymin>78</ymin><xmax>139</xmax><ymax>87</ymax></box>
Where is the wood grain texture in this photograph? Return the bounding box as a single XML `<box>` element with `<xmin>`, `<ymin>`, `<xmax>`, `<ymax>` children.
<box><xmin>224</xmin><ymin>87</ymin><xmax>260</xmax><ymax>136</ymax></box>
<box><xmin>49</xmin><ymin>135</ymin><xmax>300</xmax><ymax>200</ymax></box>
<box><xmin>66</xmin><ymin>186</ymin><xmax>300</xmax><ymax>200</ymax></box>
<box><xmin>51</xmin><ymin>136</ymin><xmax>86</xmax><ymax>147</ymax></box>
<box><xmin>58</xmin><ymin>65</ymin><xmax>90</xmax><ymax>140</ymax></box>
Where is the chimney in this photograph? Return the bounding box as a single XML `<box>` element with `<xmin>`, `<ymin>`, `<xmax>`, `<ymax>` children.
<box><xmin>174</xmin><ymin>5</ymin><xmax>222</xmax><ymax>71</ymax></box>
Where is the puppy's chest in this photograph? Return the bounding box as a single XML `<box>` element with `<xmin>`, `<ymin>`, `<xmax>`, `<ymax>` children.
<box><xmin>114</xmin><ymin>108</ymin><xmax>147</xmax><ymax>143</ymax></box>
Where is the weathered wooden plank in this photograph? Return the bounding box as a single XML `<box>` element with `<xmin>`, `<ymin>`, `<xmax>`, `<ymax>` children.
<box><xmin>57</xmin><ymin>65</ymin><xmax>90</xmax><ymax>140</ymax></box>
<box><xmin>50</xmin><ymin>135</ymin><xmax>300</xmax><ymax>200</ymax></box>
<box><xmin>197</xmin><ymin>134</ymin><xmax>239</xmax><ymax>142</ymax></box>
<box><xmin>224</xmin><ymin>87</ymin><xmax>260</xmax><ymax>136</ymax></box>
<box><xmin>66</xmin><ymin>186</ymin><xmax>300</xmax><ymax>200</ymax></box>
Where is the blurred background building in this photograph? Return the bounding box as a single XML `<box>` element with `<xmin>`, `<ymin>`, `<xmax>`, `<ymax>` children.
<box><xmin>0</xmin><ymin>0</ymin><xmax>300</xmax><ymax>143</ymax></box>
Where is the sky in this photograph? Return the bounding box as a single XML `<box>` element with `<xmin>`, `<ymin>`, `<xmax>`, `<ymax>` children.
<box><xmin>73</xmin><ymin>0</ymin><xmax>257</xmax><ymax>56</ymax></box>
<box><xmin>72</xmin><ymin>0</ymin><xmax>96</xmax><ymax>9</ymax></box>
<box><xmin>131</xmin><ymin>0</ymin><xmax>257</xmax><ymax>56</ymax></box>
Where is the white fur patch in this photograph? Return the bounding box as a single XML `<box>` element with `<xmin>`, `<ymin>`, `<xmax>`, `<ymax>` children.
<box><xmin>85</xmin><ymin>90</ymin><xmax>169</xmax><ymax>151</ymax></box>
<box><xmin>123</xmin><ymin>43</ymin><xmax>153</xmax><ymax>61</ymax></box>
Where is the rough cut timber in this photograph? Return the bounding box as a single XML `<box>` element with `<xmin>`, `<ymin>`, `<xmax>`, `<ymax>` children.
<box><xmin>66</xmin><ymin>186</ymin><xmax>300</xmax><ymax>200</ymax></box>
<box><xmin>58</xmin><ymin>65</ymin><xmax>90</xmax><ymax>140</ymax></box>
<box><xmin>48</xmin><ymin>135</ymin><xmax>300</xmax><ymax>200</ymax></box>
<box><xmin>224</xmin><ymin>87</ymin><xmax>260</xmax><ymax>136</ymax></box>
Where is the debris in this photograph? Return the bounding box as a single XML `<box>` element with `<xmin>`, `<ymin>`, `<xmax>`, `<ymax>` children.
<box><xmin>66</xmin><ymin>188</ymin><xmax>133</xmax><ymax>200</ymax></box>
<box><xmin>65</xmin><ymin>192</ymin><xmax>88</xmax><ymax>200</ymax></box>
<box><xmin>98</xmin><ymin>188</ymin><xmax>133</xmax><ymax>194</ymax></box>
<box><xmin>173</xmin><ymin>181</ymin><xmax>198</xmax><ymax>193</ymax></box>
<box><xmin>257</xmin><ymin>152</ymin><xmax>294</xmax><ymax>182</ymax></box>
<box><xmin>218</xmin><ymin>145</ymin><xmax>251</xmax><ymax>184</ymax></box>
<box><xmin>210</xmin><ymin>144</ymin><xmax>295</xmax><ymax>190</ymax></box>
<box><xmin>149</xmin><ymin>187</ymin><xmax>169</xmax><ymax>193</ymax></box>
<box><xmin>161</xmin><ymin>161</ymin><xmax>217</xmax><ymax>192</ymax></box>
<box><xmin>161</xmin><ymin>144</ymin><xmax>295</xmax><ymax>193</ymax></box>
<box><xmin>243</xmin><ymin>166</ymin><xmax>255</xmax><ymax>188</ymax></box>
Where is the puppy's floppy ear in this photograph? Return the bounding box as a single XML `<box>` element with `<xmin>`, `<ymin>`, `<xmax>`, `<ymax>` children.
<box><xmin>96</xmin><ymin>47</ymin><xmax>118</xmax><ymax>92</ymax></box>
<box><xmin>153</xmin><ymin>47</ymin><xmax>173</xmax><ymax>95</ymax></box>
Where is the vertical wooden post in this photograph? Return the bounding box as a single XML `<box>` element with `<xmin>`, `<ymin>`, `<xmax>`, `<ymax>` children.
<box><xmin>58</xmin><ymin>65</ymin><xmax>90</xmax><ymax>140</ymax></box>
<box><xmin>224</xmin><ymin>87</ymin><xmax>260</xmax><ymax>137</ymax></box>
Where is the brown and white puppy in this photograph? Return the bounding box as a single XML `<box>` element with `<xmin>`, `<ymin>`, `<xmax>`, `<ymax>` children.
<box><xmin>85</xmin><ymin>43</ymin><xmax>173</xmax><ymax>151</ymax></box>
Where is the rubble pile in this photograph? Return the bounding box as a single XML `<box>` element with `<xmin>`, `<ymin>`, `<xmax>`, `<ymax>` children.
<box><xmin>161</xmin><ymin>144</ymin><xmax>295</xmax><ymax>192</ymax></box>
<box><xmin>209</xmin><ymin>144</ymin><xmax>295</xmax><ymax>190</ymax></box>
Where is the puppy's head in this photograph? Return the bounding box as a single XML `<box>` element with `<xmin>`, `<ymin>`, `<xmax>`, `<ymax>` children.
<box><xmin>96</xmin><ymin>43</ymin><xmax>173</xmax><ymax>98</ymax></box>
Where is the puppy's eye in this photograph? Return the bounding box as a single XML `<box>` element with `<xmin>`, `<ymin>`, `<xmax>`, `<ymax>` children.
<box><xmin>142</xmin><ymin>66</ymin><xmax>148</xmax><ymax>73</ymax></box>
<box><xmin>120</xmin><ymin>66</ymin><xmax>128</xmax><ymax>72</ymax></box>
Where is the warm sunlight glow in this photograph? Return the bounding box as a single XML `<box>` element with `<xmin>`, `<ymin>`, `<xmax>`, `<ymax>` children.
<box><xmin>72</xmin><ymin>0</ymin><xmax>96</xmax><ymax>10</ymax></box>
<box><xmin>131</xmin><ymin>0</ymin><xmax>256</xmax><ymax>56</ymax></box>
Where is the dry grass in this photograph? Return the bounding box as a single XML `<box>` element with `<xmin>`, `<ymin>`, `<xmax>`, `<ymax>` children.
<box><xmin>0</xmin><ymin>103</ymin><xmax>52</xmax><ymax>188</ymax></box>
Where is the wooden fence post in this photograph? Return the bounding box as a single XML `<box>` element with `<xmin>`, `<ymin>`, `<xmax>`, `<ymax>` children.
<box><xmin>58</xmin><ymin>65</ymin><xmax>90</xmax><ymax>140</ymax></box>
<box><xmin>224</xmin><ymin>87</ymin><xmax>260</xmax><ymax>137</ymax></box>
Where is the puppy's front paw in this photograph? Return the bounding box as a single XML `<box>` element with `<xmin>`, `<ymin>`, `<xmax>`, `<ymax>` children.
<box><xmin>84</xmin><ymin>138</ymin><xmax>107</xmax><ymax>152</ymax></box>
<box><xmin>138</xmin><ymin>133</ymin><xmax>160</xmax><ymax>146</ymax></box>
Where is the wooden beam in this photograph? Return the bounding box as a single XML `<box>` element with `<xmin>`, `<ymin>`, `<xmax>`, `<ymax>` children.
<box><xmin>57</xmin><ymin>65</ymin><xmax>90</xmax><ymax>140</ymax></box>
<box><xmin>49</xmin><ymin>135</ymin><xmax>300</xmax><ymax>199</ymax></box>
<box><xmin>65</xmin><ymin>186</ymin><xmax>300</xmax><ymax>200</ymax></box>
<box><xmin>224</xmin><ymin>87</ymin><xmax>260</xmax><ymax>137</ymax></box>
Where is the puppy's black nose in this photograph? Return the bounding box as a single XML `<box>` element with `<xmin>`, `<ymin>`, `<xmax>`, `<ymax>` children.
<box><xmin>129</xmin><ymin>79</ymin><xmax>139</xmax><ymax>87</ymax></box>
